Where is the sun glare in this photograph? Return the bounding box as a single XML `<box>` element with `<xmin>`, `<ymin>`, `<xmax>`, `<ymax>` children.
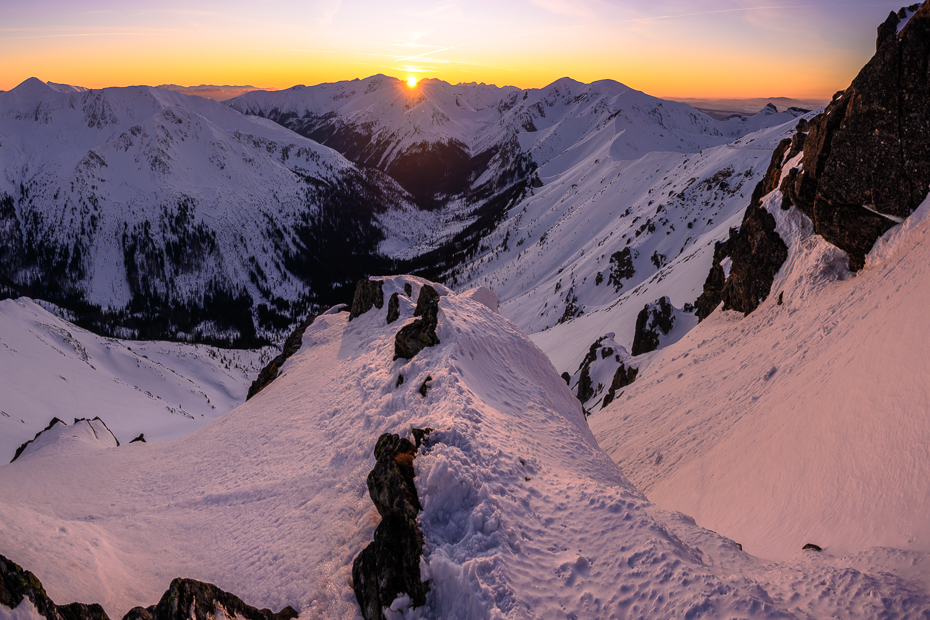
<box><xmin>407</xmin><ymin>76</ymin><xmax>417</xmax><ymax>87</ymax></box>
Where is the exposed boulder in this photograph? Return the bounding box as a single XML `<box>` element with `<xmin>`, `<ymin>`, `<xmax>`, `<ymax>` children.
<box><xmin>349</xmin><ymin>278</ymin><xmax>385</xmax><ymax>321</ymax></box>
<box><xmin>394</xmin><ymin>285</ymin><xmax>441</xmax><ymax>360</ymax></box>
<box><xmin>781</xmin><ymin>1</ymin><xmax>930</xmax><ymax>270</ymax></box>
<box><xmin>608</xmin><ymin>248</ymin><xmax>635</xmax><ymax>291</ymax></box>
<box><xmin>129</xmin><ymin>434</ymin><xmax>146</xmax><ymax>443</ymax></box>
<box><xmin>248</xmin><ymin>311</ymin><xmax>318</xmax><ymax>400</ymax></box>
<box><xmin>0</xmin><ymin>553</ymin><xmax>63</xmax><ymax>620</ymax></box>
<box><xmin>352</xmin><ymin>433</ymin><xmax>429</xmax><ymax>620</ymax></box>
<box><xmin>386</xmin><ymin>292</ymin><xmax>401</xmax><ymax>324</ymax></box>
<box><xmin>601</xmin><ymin>363</ymin><xmax>638</xmax><ymax>409</ymax></box>
<box><xmin>631</xmin><ymin>297</ymin><xmax>675</xmax><ymax>356</ymax></box>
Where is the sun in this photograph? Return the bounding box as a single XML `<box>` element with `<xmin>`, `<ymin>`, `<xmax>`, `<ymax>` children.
<box><xmin>407</xmin><ymin>76</ymin><xmax>417</xmax><ymax>87</ymax></box>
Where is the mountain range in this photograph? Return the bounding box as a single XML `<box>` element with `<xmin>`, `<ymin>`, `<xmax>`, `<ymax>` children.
<box><xmin>2</xmin><ymin>3</ymin><xmax>930</xmax><ymax>619</ymax></box>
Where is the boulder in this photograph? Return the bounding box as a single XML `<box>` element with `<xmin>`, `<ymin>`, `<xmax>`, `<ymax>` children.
<box><xmin>601</xmin><ymin>363</ymin><xmax>638</xmax><ymax>409</ymax></box>
<box><xmin>349</xmin><ymin>278</ymin><xmax>385</xmax><ymax>321</ymax></box>
<box><xmin>631</xmin><ymin>297</ymin><xmax>675</xmax><ymax>356</ymax></box>
<box><xmin>394</xmin><ymin>285</ymin><xmax>441</xmax><ymax>360</ymax></box>
<box><xmin>386</xmin><ymin>292</ymin><xmax>400</xmax><ymax>324</ymax></box>
<box><xmin>247</xmin><ymin>311</ymin><xmax>318</xmax><ymax>400</ymax></box>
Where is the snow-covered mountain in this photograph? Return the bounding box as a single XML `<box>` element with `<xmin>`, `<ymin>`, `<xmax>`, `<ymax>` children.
<box><xmin>1</xmin><ymin>276</ymin><xmax>927</xmax><ymax>620</ymax></box>
<box><xmin>230</xmin><ymin>75</ymin><xmax>804</xmax><ymax>209</ymax></box>
<box><xmin>0</xmin><ymin>78</ymin><xmax>420</xmax><ymax>345</ymax></box>
<box><xmin>0</xmin><ymin>297</ymin><xmax>273</xmax><ymax>463</ymax></box>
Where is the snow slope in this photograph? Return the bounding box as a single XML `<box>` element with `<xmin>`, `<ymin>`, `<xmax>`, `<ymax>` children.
<box><xmin>0</xmin><ymin>276</ymin><xmax>927</xmax><ymax>619</ymax></box>
<box><xmin>451</xmin><ymin>115</ymin><xmax>812</xmax><ymax>375</ymax></box>
<box><xmin>0</xmin><ymin>297</ymin><xmax>272</xmax><ymax>463</ymax></box>
<box><xmin>590</xmin><ymin>187</ymin><xmax>930</xmax><ymax>562</ymax></box>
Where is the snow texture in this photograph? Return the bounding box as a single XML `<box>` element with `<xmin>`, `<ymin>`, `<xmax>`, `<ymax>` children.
<box><xmin>0</xmin><ymin>275</ymin><xmax>926</xmax><ymax>619</ymax></box>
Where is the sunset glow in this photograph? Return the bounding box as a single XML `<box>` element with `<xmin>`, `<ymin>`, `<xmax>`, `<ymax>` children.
<box><xmin>0</xmin><ymin>1</ymin><xmax>911</xmax><ymax>98</ymax></box>
<box><xmin>407</xmin><ymin>76</ymin><xmax>417</xmax><ymax>87</ymax></box>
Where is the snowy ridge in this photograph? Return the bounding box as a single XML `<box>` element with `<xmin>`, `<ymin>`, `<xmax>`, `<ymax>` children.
<box><xmin>0</xmin><ymin>297</ymin><xmax>272</xmax><ymax>462</ymax></box>
<box><xmin>0</xmin><ymin>276</ymin><xmax>926</xmax><ymax>619</ymax></box>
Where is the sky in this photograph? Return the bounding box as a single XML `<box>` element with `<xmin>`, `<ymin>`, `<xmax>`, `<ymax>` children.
<box><xmin>0</xmin><ymin>0</ymin><xmax>914</xmax><ymax>99</ymax></box>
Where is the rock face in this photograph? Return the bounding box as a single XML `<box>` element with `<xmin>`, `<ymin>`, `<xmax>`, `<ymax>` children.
<box><xmin>352</xmin><ymin>433</ymin><xmax>429</xmax><ymax>620</ymax></box>
<box><xmin>122</xmin><ymin>578</ymin><xmax>297</xmax><ymax>620</ymax></box>
<box><xmin>631</xmin><ymin>297</ymin><xmax>675</xmax><ymax>356</ymax></box>
<box><xmin>1</xmin><ymin>552</ymin><xmax>297</xmax><ymax>620</ymax></box>
<box><xmin>697</xmin><ymin>2</ymin><xmax>930</xmax><ymax>319</ymax></box>
<box><xmin>394</xmin><ymin>285</ymin><xmax>441</xmax><ymax>360</ymax></box>
<box><xmin>247</xmin><ymin>312</ymin><xmax>318</xmax><ymax>400</ymax></box>
<box><xmin>781</xmin><ymin>1</ymin><xmax>930</xmax><ymax>270</ymax></box>
<box><xmin>349</xmin><ymin>278</ymin><xmax>385</xmax><ymax>321</ymax></box>
<box><xmin>11</xmin><ymin>417</ymin><xmax>64</xmax><ymax>462</ymax></box>
<box><xmin>601</xmin><ymin>363</ymin><xmax>638</xmax><ymax>409</ymax></box>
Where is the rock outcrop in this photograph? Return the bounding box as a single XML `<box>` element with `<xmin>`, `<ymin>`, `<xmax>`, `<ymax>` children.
<box><xmin>780</xmin><ymin>1</ymin><xmax>930</xmax><ymax>270</ymax></box>
<box><xmin>122</xmin><ymin>578</ymin><xmax>297</xmax><ymax>620</ymax></box>
<box><xmin>349</xmin><ymin>278</ymin><xmax>385</xmax><ymax>321</ymax></box>
<box><xmin>394</xmin><ymin>285</ymin><xmax>441</xmax><ymax>360</ymax></box>
<box><xmin>248</xmin><ymin>311</ymin><xmax>318</xmax><ymax>399</ymax></box>
<box><xmin>386</xmin><ymin>292</ymin><xmax>401</xmax><ymax>324</ymax></box>
<box><xmin>697</xmin><ymin>2</ymin><xmax>930</xmax><ymax>319</ymax></box>
<box><xmin>631</xmin><ymin>297</ymin><xmax>675</xmax><ymax>356</ymax></box>
<box><xmin>601</xmin><ymin>362</ymin><xmax>638</xmax><ymax>409</ymax></box>
<box><xmin>352</xmin><ymin>433</ymin><xmax>429</xmax><ymax>620</ymax></box>
<box><xmin>1</xmin><ymin>553</ymin><xmax>297</xmax><ymax>620</ymax></box>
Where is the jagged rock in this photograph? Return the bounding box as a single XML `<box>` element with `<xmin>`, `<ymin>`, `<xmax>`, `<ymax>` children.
<box><xmin>631</xmin><ymin>297</ymin><xmax>675</xmax><ymax>356</ymax></box>
<box><xmin>404</xmin><ymin>282</ymin><xmax>412</xmax><ymax>297</ymax></box>
<box><xmin>1</xmin><ymin>556</ymin><xmax>296</xmax><ymax>620</ymax></box>
<box><xmin>576</xmin><ymin>365</ymin><xmax>595</xmax><ymax>404</ymax></box>
<box><xmin>122</xmin><ymin>579</ymin><xmax>297</xmax><ymax>620</ymax></box>
<box><xmin>247</xmin><ymin>311</ymin><xmax>318</xmax><ymax>400</ymax></box>
<box><xmin>802</xmin><ymin>543</ymin><xmax>823</xmax><ymax>552</ymax></box>
<box><xmin>129</xmin><ymin>434</ymin><xmax>146</xmax><ymax>443</ymax></box>
<box><xmin>349</xmin><ymin>278</ymin><xmax>385</xmax><ymax>321</ymax></box>
<box><xmin>353</xmin><ymin>433</ymin><xmax>429</xmax><ymax>620</ymax></box>
<box><xmin>394</xmin><ymin>285</ymin><xmax>441</xmax><ymax>360</ymax></box>
<box><xmin>561</xmin><ymin>372</ymin><xmax>571</xmax><ymax>385</ymax></box>
<box><xmin>781</xmin><ymin>1</ymin><xmax>930</xmax><ymax>270</ymax></box>
<box><xmin>386</xmin><ymin>292</ymin><xmax>400</xmax><ymax>324</ymax></box>
<box><xmin>608</xmin><ymin>248</ymin><xmax>635</xmax><ymax>291</ymax></box>
<box><xmin>11</xmin><ymin>417</ymin><xmax>64</xmax><ymax>462</ymax></box>
<box><xmin>395</xmin><ymin>374</ymin><xmax>404</xmax><ymax>388</ymax></box>
<box><xmin>58</xmin><ymin>604</ymin><xmax>110</xmax><ymax>620</ymax></box>
<box><xmin>601</xmin><ymin>363</ymin><xmax>638</xmax><ymax>409</ymax></box>
<box><xmin>0</xmin><ymin>553</ymin><xmax>62</xmax><ymax>620</ymax></box>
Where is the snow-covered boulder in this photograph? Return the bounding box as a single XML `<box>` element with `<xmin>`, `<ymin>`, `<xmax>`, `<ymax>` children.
<box><xmin>11</xmin><ymin>417</ymin><xmax>118</xmax><ymax>463</ymax></box>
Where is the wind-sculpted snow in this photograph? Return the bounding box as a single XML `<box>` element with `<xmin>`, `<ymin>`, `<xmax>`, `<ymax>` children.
<box><xmin>0</xmin><ymin>275</ymin><xmax>926</xmax><ymax>619</ymax></box>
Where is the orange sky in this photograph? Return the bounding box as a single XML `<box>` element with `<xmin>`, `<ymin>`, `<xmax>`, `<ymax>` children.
<box><xmin>0</xmin><ymin>1</ymin><xmax>909</xmax><ymax>99</ymax></box>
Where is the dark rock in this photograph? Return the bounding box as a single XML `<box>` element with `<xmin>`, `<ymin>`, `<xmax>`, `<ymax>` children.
<box><xmin>781</xmin><ymin>1</ymin><xmax>930</xmax><ymax>270</ymax></box>
<box><xmin>877</xmin><ymin>11</ymin><xmax>901</xmax><ymax>51</ymax></box>
<box><xmin>576</xmin><ymin>365</ymin><xmax>595</xmax><ymax>404</ymax></box>
<box><xmin>394</xmin><ymin>285</ymin><xmax>441</xmax><ymax>360</ymax></box>
<box><xmin>601</xmin><ymin>363</ymin><xmax>638</xmax><ymax>409</ymax></box>
<box><xmin>11</xmin><ymin>417</ymin><xmax>64</xmax><ymax>463</ymax></box>
<box><xmin>418</xmin><ymin>376</ymin><xmax>433</xmax><ymax>397</ymax></box>
<box><xmin>395</xmin><ymin>374</ymin><xmax>404</xmax><ymax>388</ymax></box>
<box><xmin>58</xmin><ymin>603</ymin><xmax>109</xmax><ymax>620</ymax></box>
<box><xmin>349</xmin><ymin>279</ymin><xmax>385</xmax><ymax>321</ymax></box>
<box><xmin>561</xmin><ymin>372</ymin><xmax>571</xmax><ymax>385</ymax></box>
<box><xmin>404</xmin><ymin>282</ymin><xmax>412</xmax><ymax>297</ymax></box>
<box><xmin>0</xmin><ymin>553</ymin><xmax>62</xmax><ymax>620</ymax></box>
<box><xmin>353</xmin><ymin>433</ymin><xmax>428</xmax><ymax>620</ymax></box>
<box><xmin>608</xmin><ymin>248</ymin><xmax>635</xmax><ymax>291</ymax></box>
<box><xmin>802</xmin><ymin>543</ymin><xmax>823</xmax><ymax>552</ymax></box>
<box><xmin>129</xmin><ymin>433</ymin><xmax>146</xmax><ymax>443</ymax></box>
<box><xmin>718</xmin><ymin>200</ymin><xmax>789</xmax><ymax>315</ymax></box>
<box><xmin>386</xmin><ymin>292</ymin><xmax>400</xmax><ymax>324</ymax></box>
<box><xmin>247</xmin><ymin>312</ymin><xmax>317</xmax><ymax>400</ymax></box>
<box><xmin>631</xmin><ymin>297</ymin><xmax>675</xmax><ymax>356</ymax></box>
<box><xmin>140</xmin><ymin>578</ymin><xmax>297</xmax><ymax>620</ymax></box>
